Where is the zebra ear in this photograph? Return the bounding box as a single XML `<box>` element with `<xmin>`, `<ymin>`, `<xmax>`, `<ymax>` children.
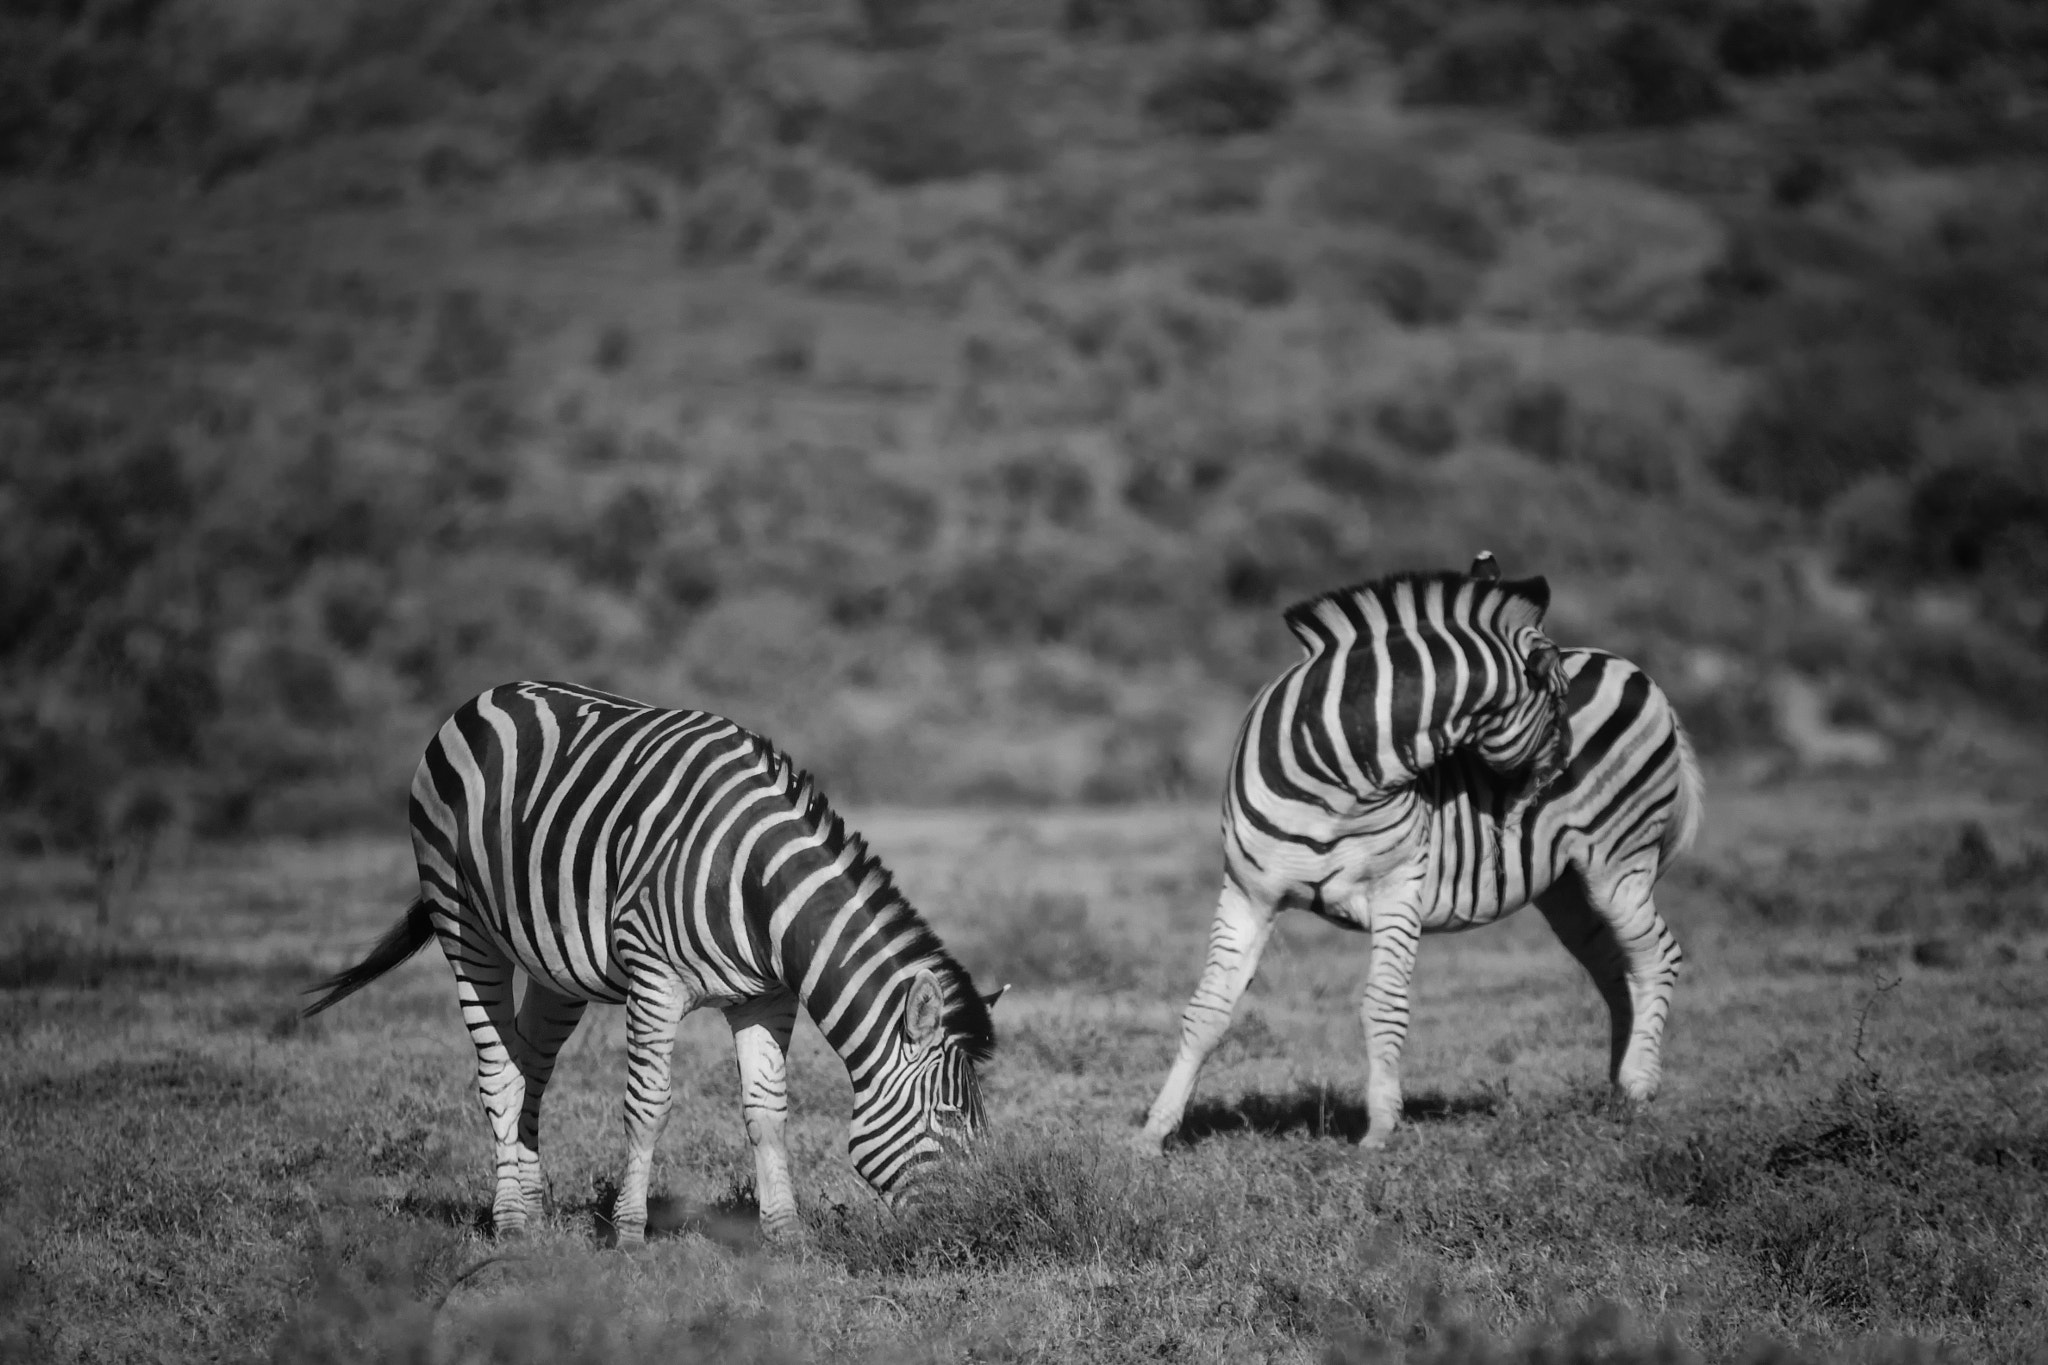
<box><xmin>1526</xmin><ymin>640</ymin><xmax>1567</xmax><ymax>699</ymax></box>
<box><xmin>904</xmin><ymin>970</ymin><xmax>946</xmax><ymax>1050</ymax></box>
<box><xmin>980</xmin><ymin>983</ymin><xmax>1010</xmax><ymax>1011</ymax></box>
<box><xmin>1469</xmin><ymin>550</ymin><xmax>1501</xmax><ymax>582</ymax></box>
<box><xmin>1495</xmin><ymin>575</ymin><xmax>1551</xmax><ymax>630</ymax></box>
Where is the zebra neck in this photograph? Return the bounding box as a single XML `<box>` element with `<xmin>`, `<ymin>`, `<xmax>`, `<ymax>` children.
<box><xmin>1286</xmin><ymin>645</ymin><xmax>1487</xmax><ymax>799</ymax></box>
<box><xmin>771</xmin><ymin>868</ymin><xmax>929</xmax><ymax>1085</ymax></box>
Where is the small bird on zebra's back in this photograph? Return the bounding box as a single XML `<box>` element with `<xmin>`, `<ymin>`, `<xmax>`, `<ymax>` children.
<box><xmin>303</xmin><ymin>681</ymin><xmax>1006</xmax><ymax>1246</ymax></box>
<box><xmin>1135</xmin><ymin>552</ymin><xmax>1704</xmax><ymax>1155</ymax></box>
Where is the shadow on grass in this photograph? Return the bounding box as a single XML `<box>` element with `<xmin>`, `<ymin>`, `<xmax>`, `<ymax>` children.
<box><xmin>393</xmin><ymin>1190</ymin><xmax>493</xmax><ymax>1237</ymax></box>
<box><xmin>1175</xmin><ymin>1082</ymin><xmax>1501</xmax><ymax>1146</ymax></box>
<box><xmin>585</xmin><ymin>1177</ymin><xmax>764</xmax><ymax>1254</ymax></box>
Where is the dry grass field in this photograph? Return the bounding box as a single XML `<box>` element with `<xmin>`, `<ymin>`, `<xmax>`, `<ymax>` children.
<box><xmin>4</xmin><ymin>771</ymin><xmax>2045</xmax><ymax>1363</ymax></box>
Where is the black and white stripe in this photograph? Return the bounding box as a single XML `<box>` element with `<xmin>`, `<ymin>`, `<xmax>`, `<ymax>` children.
<box><xmin>1137</xmin><ymin>557</ymin><xmax>1703</xmax><ymax>1153</ymax></box>
<box><xmin>305</xmin><ymin>681</ymin><xmax>999</xmax><ymax>1242</ymax></box>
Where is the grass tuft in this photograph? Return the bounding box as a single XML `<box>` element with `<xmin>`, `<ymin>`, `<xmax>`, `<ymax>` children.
<box><xmin>815</xmin><ymin>1132</ymin><xmax>1211</xmax><ymax>1275</ymax></box>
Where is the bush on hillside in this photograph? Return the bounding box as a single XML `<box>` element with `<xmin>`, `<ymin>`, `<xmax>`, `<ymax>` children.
<box><xmin>1308</xmin><ymin>145</ymin><xmax>1499</xmax><ymax>262</ymax></box>
<box><xmin>0</xmin><ymin>19</ymin><xmax>215</xmax><ymax>171</ymax></box>
<box><xmin>1405</xmin><ymin>9</ymin><xmax>1727</xmax><ymax>131</ymax></box>
<box><xmin>1854</xmin><ymin>0</ymin><xmax>2048</xmax><ymax>82</ymax></box>
<box><xmin>825</xmin><ymin>63</ymin><xmax>1037</xmax><ymax>185</ymax></box>
<box><xmin>1716</xmin><ymin>0</ymin><xmax>1836</xmax><ymax>77</ymax></box>
<box><xmin>1712</xmin><ymin>353</ymin><xmax>1924</xmax><ymax>511</ymax></box>
<box><xmin>1144</xmin><ymin>54</ymin><xmax>1295</xmax><ymax>139</ymax></box>
<box><xmin>1846</xmin><ymin>445</ymin><xmax>2048</xmax><ymax>588</ymax></box>
<box><xmin>1402</xmin><ymin>10</ymin><xmax>1561</xmax><ymax>111</ymax></box>
<box><xmin>523</xmin><ymin>62</ymin><xmax>724</xmax><ymax>183</ymax></box>
<box><xmin>1545</xmin><ymin>13</ymin><xmax>1729</xmax><ymax>131</ymax></box>
<box><xmin>855</xmin><ymin>0</ymin><xmax>940</xmax><ymax>48</ymax></box>
<box><xmin>1318</xmin><ymin>0</ymin><xmax>1441</xmax><ymax>57</ymax></box>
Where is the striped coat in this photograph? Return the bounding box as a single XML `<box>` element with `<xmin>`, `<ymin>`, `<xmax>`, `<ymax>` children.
<box><xmin>1139</xmin><ymin>561</ymin><xmax>1702</xmax><ymax>1153</ymax></box>
<box><xmin>307</xmin><ymin>681</ymin><xmax>998</xmax><ymax>1243</ymax></box>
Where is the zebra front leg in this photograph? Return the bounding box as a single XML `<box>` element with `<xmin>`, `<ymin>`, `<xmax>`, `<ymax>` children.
<box><xmin>1358</xmin><ymin>900</ymin><xmax>1423</xmax><ymax>1150</ymax></box>
<box><xmin>511</xmin><ymin>979</ymin><xmax>587</xmax><ymax>1218</ymax></box>
<box><xmin>724</xmin><ymin>991</ymin><xmax>802</xmax><ymax>1243</ymax></box>
<box><xmin>1537</xmin><ymin>871</ymin><xmax>1683</xmax><ymax>1102</ymax></box>
<box><xmin>1136</xmin><ymin>877</ymin><xmax>1280</xmax><ymax>1156</ymax></box>
<box><xmin>613</xmin><ymin>969</ymin><xmax>696</xmax><ymax>1248</ymax></box>
<box><xmin>437</xmin><ymin>927</ymin><xmax>536</xmax><ymax>1238</ymax></box>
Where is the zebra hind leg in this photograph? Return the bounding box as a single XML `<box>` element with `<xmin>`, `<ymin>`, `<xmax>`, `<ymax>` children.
<box><xmin>512</xmin><ymin>978</ymin><xmax>588</xmax><ymax>1219</ymax></box>
<box><xmin>724</xmin><ymin>991</ymin><xmax>802</xmax><ymax>1242</ymax></box>
<box><xmin>1535</xmin><ymin>870</ymin><xmax>1682</xmax><ymax>1103</ymax></box>
<box><xmin>1136</xmin><ymin>878</ymin><xmax>1280</xmax><ymax>1157</ymax></box>
<box><xmin>435</xmin><ymin>920</ymin><xmax>539</xmax><ymax>1238</ymax></box>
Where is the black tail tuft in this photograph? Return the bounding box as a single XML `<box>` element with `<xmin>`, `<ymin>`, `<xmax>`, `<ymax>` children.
<box><xmin>302</xmin><ymin>898</ymin><xmax>436</xmax><ymax>1018</ymax></box>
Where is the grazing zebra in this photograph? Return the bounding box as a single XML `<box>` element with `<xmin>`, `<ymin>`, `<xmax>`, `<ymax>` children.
<box><xmin>1136</xmin><ymin>555</ymin><xmax>1704</xmax><ymax>1155</ymax></box>
<box><xmin>304</xmin><ymin>681</ymin><xmax>1002</xmax><ymax>1244</ymax></box>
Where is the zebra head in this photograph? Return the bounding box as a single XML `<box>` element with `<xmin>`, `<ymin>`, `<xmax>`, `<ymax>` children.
<box><xmin>1466</xmin><ymin>572</ymin><xmax>1573</xmax><ymax>808</ymax></box>
<box><xmin>847</xmin><ymin>970</ymin><xmax>1001</xmax><ymax>1208</ymax></box>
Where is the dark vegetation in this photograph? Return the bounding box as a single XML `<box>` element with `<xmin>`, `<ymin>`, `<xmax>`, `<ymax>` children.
<box><xmin>3</xmin><ymin>0</ymin><xmax>2046</xmax><ymax>842</ymax></box>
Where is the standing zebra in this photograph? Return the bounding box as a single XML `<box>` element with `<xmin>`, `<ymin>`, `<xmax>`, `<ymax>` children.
<box><xmin>304</xmin><ymin>681</ymin><xmax>1002</xmax><ymax>1244</ymax></box>
<box><xmin>1136</xmin><ymin>556</ymin><xmax>1703</xmax><ymax>1155</ymax></box>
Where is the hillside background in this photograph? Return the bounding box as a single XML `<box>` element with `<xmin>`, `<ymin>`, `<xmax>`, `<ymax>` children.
<box><xmin>5</xmin><ymin>0</ymin><xmax>2048</xmax><ymax>856</ymax></box>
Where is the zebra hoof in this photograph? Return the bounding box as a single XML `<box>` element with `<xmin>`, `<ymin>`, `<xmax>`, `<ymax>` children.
<box><xmin>1129</xmin><ymin>1128</ymin><xmax>1169</xmax><ymax>1159</ymax></box>
<box><xmin>1614</xmin><ymin>1077</ymin><xmax>1660</xmax><ymax>1106</ymax></box>
<box><xmin>1356</xmin><ymin>1128</ymin><xmax>1396</xmax><ymax>1153</ymax></box>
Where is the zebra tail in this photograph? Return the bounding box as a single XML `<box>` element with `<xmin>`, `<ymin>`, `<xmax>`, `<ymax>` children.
<box><xmin>1659</xmin><ymin>714</ymin><xmax>1706</xmax><ymax>870</ymax></box>
<box><xmin>301</xmin><ymin>897</ymin><xmax>436</xmax><ymax>1018</ymax></box>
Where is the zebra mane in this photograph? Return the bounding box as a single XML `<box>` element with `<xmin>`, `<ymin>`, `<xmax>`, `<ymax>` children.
<box><xmin>1281</xmin><ymin>569</ymin><xmax>1549</xmax><ymax>650</ymax></box>
<box><xmin>768</xmin><ymin>750</ymin><xmax>998</xmax><ymax>1065</ymax></box>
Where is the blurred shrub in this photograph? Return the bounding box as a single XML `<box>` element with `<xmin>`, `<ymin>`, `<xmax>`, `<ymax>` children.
<box><xmin>418</xmin><ymin>289</ymin><xmax>511</xmax><ymax>388</ymax></box>
<box><xmin>1854</xmin><ymin>0</ymin><xmax>2048</xmax><ymax>82</ymax></box>
<box><xmin>1203</xmin><ymin>0</ymin><xmax>1283</xmax><ymax>31</ymax></box>
<box><xmin>1546</xmin><ymin>13</ymin><xmax>1728</xmax><ymax>131</ymax></box>
<box><xmin>1716</xmin><ymin>0</ymin><xmax>1836</xmax><ymax>77</ymax></box>
<box><xmin>1899</xmin><ymin>448</ymin><xmax>2048</xmax><ymax>583</ymax></box>
<box><xmin>1406</xmin><ymin>9</ymin><xmax>1727</xmax><ymax>131</ymax></box>
<box><xmin>0</xmin><ymin>17</ymin><xmax>215</xmax><ymax>171</ymax></box>
<box><xmin>421</xmin><ymin>15</ymin><xmax>540</xmax><ymax>94</ymax></box>
<box><xmin>1496</xmin><ymin>381</ymin><xmax>1686</xmax><ymax>494</ymax></box>
<box><xmin>1318</xmin><ymin>0</ymin><xmax>1441</xmax><ymax>57</ymax></box>
<box><xmin>1187</xmin><ymin>250</ymin><xmax>1295</xmax><ymax>309</ymax></box>
<box><xmin>523</xmin><ymin>62</ymin><xmax>724</xmax><ymax>183</ymax></box>
<box><xmin>1060</xmin><ymin>0</ymin><xmax>1283</xmax><ymax>40</ymax></box>
<box><xmin>856</xmin><ymin>0</ymin><xmax>940</xmax><ymax>48</ymax></box>
<box><xmin>0</xmin><ymin>226</ymin><xmax>139</xmax><ymax>360</ymax></box>
<box><xmin>825</xmin><ymin>63</ymin><xmax>1037</xmax><ymax>186</ymax></box>
<box><xmin>1331</xmin><ymin>246</ymin><xmax>1477</xmax><ymax>326</ymax></box>
<box><xmin>1910</xmin><ymin>258</ymin><xmax>2048</xmax><ymax>389</ymax></box>
<box><xmin>1712</xmin><ymin>353</ymin><xmax>1923</xmax><ymax>511</ymax></box>
<box><xmin>307</xmin><ymin>59</ymin><xmax>447</xmax><ymax>136</ymax></box>
<box><xmin>1308</xmin><ymin>145</ymin><xmax>1498</xmax><ymax>261</ymax></box>
<box><xmin>1372</xmin><ymin>396</ymin><xmax>1459</xmax><ymax>459</ymax></box>
<box><xmin>1402</xmin><ymin>10</ymin><xmax>1564</xmax><ymax>111</ymax></box>
<box><xmin>1144</xmin><ymin>54</ymin><xmax>1295</xmax><ymax>139</ymax></box>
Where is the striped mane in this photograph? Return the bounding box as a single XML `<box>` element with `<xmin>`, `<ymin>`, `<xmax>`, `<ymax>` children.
<box><xmin>772</xmin><ymin>752</ymin><xmax>998</xmax><ymax>1065</ymax></box>
<box><xmin>1281</xmin><ymin>569</ymin><xmax>1468</xmax><ymax>638</ymax></box>
<box><xmin>1281</xmin><ymin>568</ymin><xmax>1549</xmax><ymax>651</ymax></box>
